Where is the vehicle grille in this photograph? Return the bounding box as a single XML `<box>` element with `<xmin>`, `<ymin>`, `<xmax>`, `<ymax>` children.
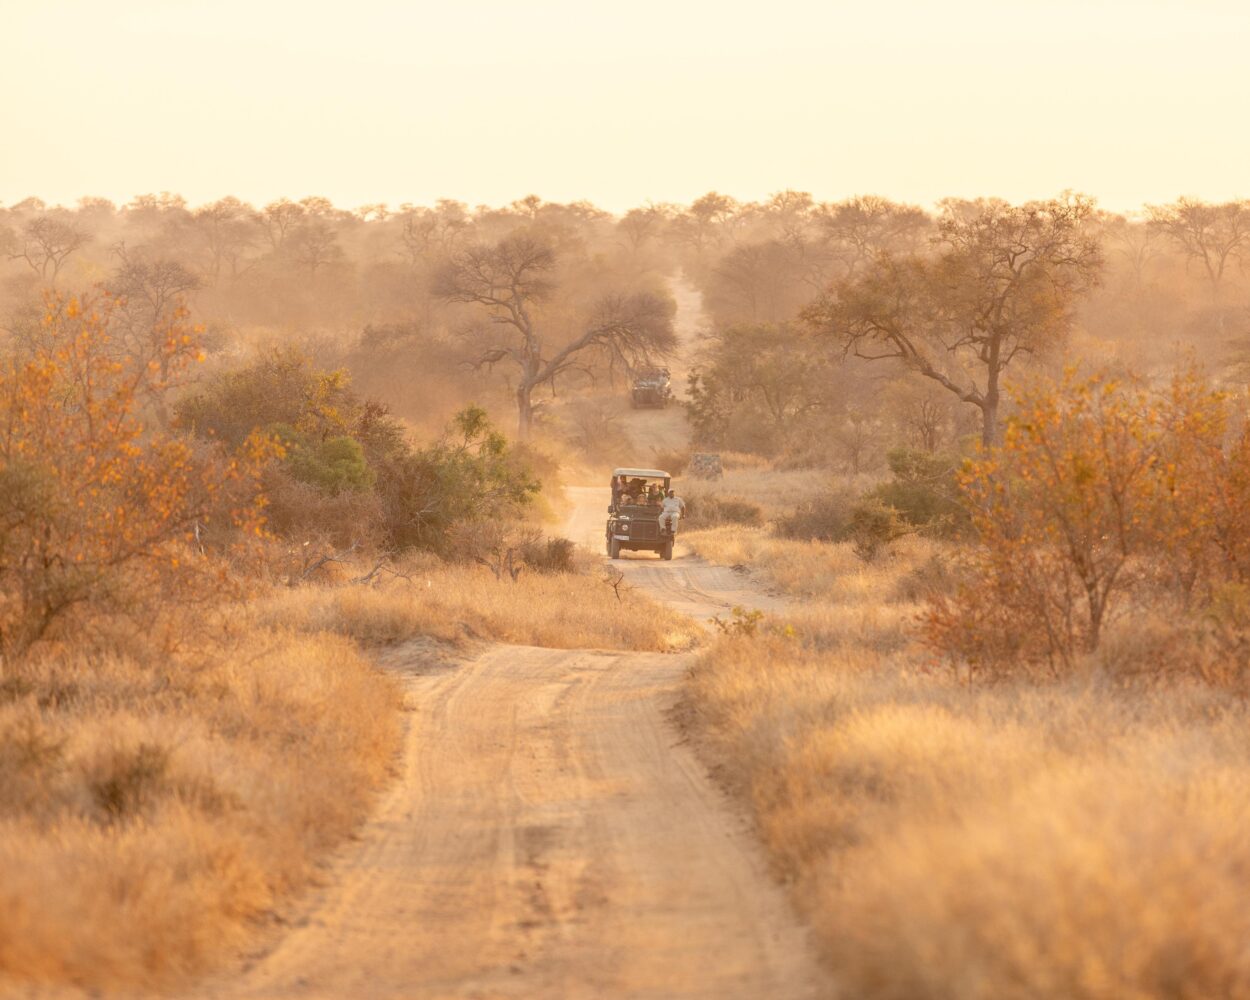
<box><xmin>630</xmin><ymin>521</ymin><xmax>659</xmax><ymax>541</ymax></box>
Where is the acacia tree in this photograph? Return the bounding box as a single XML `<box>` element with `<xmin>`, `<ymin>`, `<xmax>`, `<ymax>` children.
<box><xmin>815</xmin><ymin>195</ymin><xmax>930</xmax><ymax>279</ymax></box>
<box><xmin>805</xmin><ymin>195</ymin><xmax>1103</xmax><ymax>446</ymax></box>
<box><xmin>687</xmin><ymin>323</ymin><xmax>835</xmax><ymax>453</ymax></box>
<box><xmin>436</xmin><ymin>235</ymin><xmax>676</xmax><ymax>438</ymax></box>
<box><xmin>191</xmin><ymin>196</ymin><xmax>259</xmax><ymax>283</ymax></box>
<box><xmin>1147</xmin><ymin>197</ymin><xmax>1250</xmax><ymax>308</ymax></box>
<box><xmin>107</xmin><ymin>245</ymin><xmax>202</xmax><ymax>422</ymax></box>
<box><xmin>5</xmin><ymin>217</ymin><xmax>90</xmax><ymax>283</ymax></box>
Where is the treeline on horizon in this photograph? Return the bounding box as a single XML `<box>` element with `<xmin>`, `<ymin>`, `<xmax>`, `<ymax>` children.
<box><xmin>1</xmin><ymin>189</ymin><xmax>1248</xmax><ymax>469</ymax></box>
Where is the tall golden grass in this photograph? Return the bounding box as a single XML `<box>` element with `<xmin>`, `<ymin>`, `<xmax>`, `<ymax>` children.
<box><xmin>684</xmin><ymin>528</ymin><xmax>1250</xmax><ymax>998</ymax></box>
<box><xmin>0</xmin><ymin>619</ymin><xmax>402</xmax><ymax>993</ymax></box>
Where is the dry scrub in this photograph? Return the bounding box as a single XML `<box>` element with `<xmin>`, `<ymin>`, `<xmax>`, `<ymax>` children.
<box><xmin>684</xmin><ymin>531</ymin><xmax>1250</xmax><ymax>998</ymax></box>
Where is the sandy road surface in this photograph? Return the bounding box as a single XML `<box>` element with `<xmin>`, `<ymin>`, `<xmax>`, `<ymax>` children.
<box><xmin>193</xmin><ymin>487</ymin><xmax>824</xmax><ymax>999</ymax></box>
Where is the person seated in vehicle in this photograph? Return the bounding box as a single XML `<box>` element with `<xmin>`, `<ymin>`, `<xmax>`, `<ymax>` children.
<box><xmin>611</xmin><ymin>474</ymin><xmax>627</xmax><ymax>509</ymax></box>
<box><xmin>659</xmin><ymin>489</ymin><xmax>685</xmax><ymax>535</ymax></box>
<box><xmin>627</xmin><ymin>477</ymin><xmax>646</xmax><ymax>500</ymax></box>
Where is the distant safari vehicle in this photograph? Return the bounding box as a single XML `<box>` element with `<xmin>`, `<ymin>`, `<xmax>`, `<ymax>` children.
<box><xmin>630</xmin><ymin>366</ymin><xmax>673</xmax><ymax>408</ymax></box>
<box><xmin>607</xmin><ymin>467</ymin><xmax>675</xmax><ymax>560</ymax></box>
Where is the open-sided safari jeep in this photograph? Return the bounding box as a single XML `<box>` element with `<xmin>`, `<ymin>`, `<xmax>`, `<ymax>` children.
<box><xmin>606</xmin><ymin>467</ymin><xmax>675</xmax><ymax>560</ymax></box>
<box><xmin>630</xmin><ymin>366</ymin><xmax>672</xmax><ymax>409</ymax></box>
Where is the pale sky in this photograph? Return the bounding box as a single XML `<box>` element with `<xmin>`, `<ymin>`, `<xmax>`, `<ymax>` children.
<box><xmin>1</xmin><ymin>0</ymin><xmax>1247</xmax><ymax>214</ymax></box>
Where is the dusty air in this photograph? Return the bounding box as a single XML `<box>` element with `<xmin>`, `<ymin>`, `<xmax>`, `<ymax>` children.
<box><xmin>2</xmin><ymin>1</ymin><xmax>1249</xmax><ymax>997</ymax></box>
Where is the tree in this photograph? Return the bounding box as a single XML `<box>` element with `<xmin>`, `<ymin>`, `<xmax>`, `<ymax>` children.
<box><xmin>0</xmin><ymin>294</ymin><xmax>268</xmax><ymax>654</ymax></box>
<box><xmin>435</xmin><ymin>234</ymin><xmax>676</xmax><ymax>438</ymax></box>
<box><xmin>106</xmin><ymin>245</ymin><xmax>203</xmax><ymax>422</ymax></box>
<box><xmin>261</xmin><ymin>198</ymin><xmax>306</xmax><ymax>252</ymax></box>
<box><xmin>1102</xmin><ymin>212</ymin><xmax>1161</xmax><ymax>292</ymax></box>
<box><xmin>923</xmin><ymin>368</ymin><xmax>1230</xmax><ymax>676</ymax></box>
<box><xmin>709</xmin><ymin>241</ymin><xmax>810</xmax><ymax>323</ymax></box>
<box><xmin>815</xmin><ymin>195</ymin><xmax>930</xmax><ymax>278</ymax></box>
<box><xmin>806</xmin><ymin>195</ymin><xmax>1103</xmax><ymax>446</ymax></box>
<box><xmin>398</xmin><ymin>201</ymin><xmax>469</xmax><ymax>267</ymax></box>
<box><xmin>5</xmin><ymin>217</ymin><xmax>90</xmax><ymax>283</ymax></box>
<box><xmin>668</xmin><ymin>192</ymin><xmax>739</xmax><ymax>255</ymax></box>
<box><xmin>288</xmin><ymin>219</ymin><xmax>343</xmax><ymax>276</ymax></box>
<box><xmin>188</xmin><ymin>197</ymin><xmax>259</xmax><ymax>283</ymax></box>
<box><xmin>1147</xmin><ymin>197</ymin><xmax>1250</xmax><ymax>304</ymax></box>
<box><xmin>617</xmin><ymin>206</ymin><xmax>667</xmax><ymax>255</ymax></box>
<box><xmin>376</xmin><ymin>405</ymin><xmax>541</xmax><ymax>552</ymax></box>
<box><xmin>687</xmin><ymin>323</ymin><xmax>836</xmax><ymax>454</ymax></box>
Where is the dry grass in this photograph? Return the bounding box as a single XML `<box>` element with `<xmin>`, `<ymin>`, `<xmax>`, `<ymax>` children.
<box><xmin>684</xmin><ymin>528</ymin><xmax>1250</xmax><ymax>998</ymax></box>
<box><xmin>0</xmin><ymin>615</ymin><xmax>402</xmax><ymax>993</ymax></box>
<box><xmin>684</xmin><ymin>525</ymin><xmax>937</xmax><ymax>605</ymax></box>
<box><xmin>685</xmin><ymin>467</ymin><xmax>838</xmax><ymax>522</ymax></box>
<box><xmin>259</xmin><ymin>559</ymin><xmax>700</xmax><ymax>652</ymax></box>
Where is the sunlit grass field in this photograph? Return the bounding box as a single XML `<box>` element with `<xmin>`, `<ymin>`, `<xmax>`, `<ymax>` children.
<box><xmin>682</xmin><ymin>521</ymin><xmax>1250</xmax><ymax>997</ymax></box>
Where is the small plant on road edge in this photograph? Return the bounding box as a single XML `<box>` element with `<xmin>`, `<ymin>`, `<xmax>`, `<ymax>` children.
<box><xmin>710</xmin><ymin>606</ymin><xmax>764</xmax><ymax>637</ymax></box>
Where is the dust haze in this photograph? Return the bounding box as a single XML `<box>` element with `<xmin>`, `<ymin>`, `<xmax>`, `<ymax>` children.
<box><xmin>4</xmin><ymin>2</ymin><xmax>1250</xmax><ymax>998</ymax></box>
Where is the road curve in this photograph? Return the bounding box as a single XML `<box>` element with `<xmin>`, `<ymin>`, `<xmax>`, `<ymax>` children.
<box><xmin>191</xmin><ymin>487</ymin><xmax>824</xmax><ymax>1000</ymax></box>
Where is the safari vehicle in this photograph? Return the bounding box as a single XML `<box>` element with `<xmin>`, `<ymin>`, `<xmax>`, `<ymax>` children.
<box><xmin>630</xmin><ymin>366</ymin><xmax>672</xmax><ymax>409</ymax></box>
<box><xmin>607</xmin><ymin>467</ymin><xmax>675</xmax><ymax>560</ymax></box>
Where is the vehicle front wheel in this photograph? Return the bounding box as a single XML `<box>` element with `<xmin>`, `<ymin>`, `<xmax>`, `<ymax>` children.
<box><xmin>660</xmin><ymin>539</ymin><xmax>673</xmax><ymax>561</ymax></box>
<box><xmin>609</xmin><ymin>538</ymin><xmax>622</xmax><ymax>559</ymax></box>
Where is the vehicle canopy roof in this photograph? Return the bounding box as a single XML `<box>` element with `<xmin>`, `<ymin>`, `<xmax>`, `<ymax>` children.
<box><xmin>613</xmin><ymin>468</ymin><xmax>670</xmax><ymax>480</ymax></box>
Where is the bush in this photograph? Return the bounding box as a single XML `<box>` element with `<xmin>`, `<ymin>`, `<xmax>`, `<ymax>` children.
<box><xmin>519</xmin><ymin>535</ymin><xmax>578</xmax><ymax>574</ymax></box>
<box><xmin>373</xmin><ymin>406</ymin><xmax>541</xmax><ymax>554</ymax></box>
<box><xmin>277</xmin><ymin>430</ymin><xmax>375</xmax><ymax>495</ymax></box>
<box><xmin>684</xmin><ymin>494</ymin><xmax>764</xmax><ymax>529</ymax></box>
<box><xmin>871</xmin><ymin>448</ymin><xmax>966</xmax><ymax>535</ymax></box>
<box><xmin>775</xmin><ymin>492</ymin><xmax>855</xmax><ymax>542</ymax></box>
<box><xmin>891</xmin><ymin>554</ymin><xmax>957</xmax><ymax>603</ymax></box>
<box><xmin>263</xmin><ymin>472</ymin><xmax>387</xmax><ymax>551</ymax></box>
<box><xmin>923</xmin><ymin>367</ymin><xmax>1248</xmax><ymax>678</ymax></box>
<box><xmin>847</xmin><ymin>498</ymin><xmax>909</xmax><ymax>563</ymax></box>
<box><xmin>181</xmin><ymin>355</ymin><xmax>542</xmax><ymax>555</ymax></box>
<box><xmin>650</xmin><ymin>448</ymin><xmax>690</xmax><ymax>475</ymax></box>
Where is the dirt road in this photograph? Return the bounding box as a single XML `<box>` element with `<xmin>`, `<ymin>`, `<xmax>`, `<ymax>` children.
<box><xmin>196</xmin><ymin>487</ymin><xmax>823</xmax><ymax>999</ymax></box>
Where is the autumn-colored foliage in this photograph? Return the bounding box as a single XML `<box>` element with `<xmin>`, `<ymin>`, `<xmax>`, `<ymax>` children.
<box><xmin>924</xmin><ymin>367</ymin><xmax>1250</xmax><ymax>677</ymax></box>
<box><xmin>0</xmin><ymin>293</ymin><xmax>269</xmax><ymax>655</ymax></box>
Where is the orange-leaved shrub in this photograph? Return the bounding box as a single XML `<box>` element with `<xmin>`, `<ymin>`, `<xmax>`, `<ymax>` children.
<box><xmin>924</xmin><ymin>367</ymin><xmax>1250</xmax><ymax>677</ymax></box>
<box><xmin>0</xmin><ymin>293</ymin><xmax>270</xmax><ymax>655</ymax></box>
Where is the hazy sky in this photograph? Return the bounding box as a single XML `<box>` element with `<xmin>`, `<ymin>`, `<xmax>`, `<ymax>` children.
<box><xmin>2</xmin><ymin>0</ymin><xmax>1247</xmax><ymax>214</ymax></box>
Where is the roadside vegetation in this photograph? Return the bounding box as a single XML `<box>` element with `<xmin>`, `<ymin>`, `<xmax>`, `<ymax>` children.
<box><xmin>682</xmin><ymin>365</ymin><xmax>1250</xmax><ymax>998</ymax></box>
<box><xmin>0</xmin><ymin>294</ymin><xmax>691</xmax><ymax>994</ymax></box>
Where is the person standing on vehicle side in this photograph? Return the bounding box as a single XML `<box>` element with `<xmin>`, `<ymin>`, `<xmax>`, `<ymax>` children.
<box><xmin>611</xmin><ymin>475</ymin><xmax>626</xmax><ymax>509</ymax></box>
<box><xmin>659</xmin><ymin>489</ymin><xmax>685</xmax><ymax>535</ymax></box>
